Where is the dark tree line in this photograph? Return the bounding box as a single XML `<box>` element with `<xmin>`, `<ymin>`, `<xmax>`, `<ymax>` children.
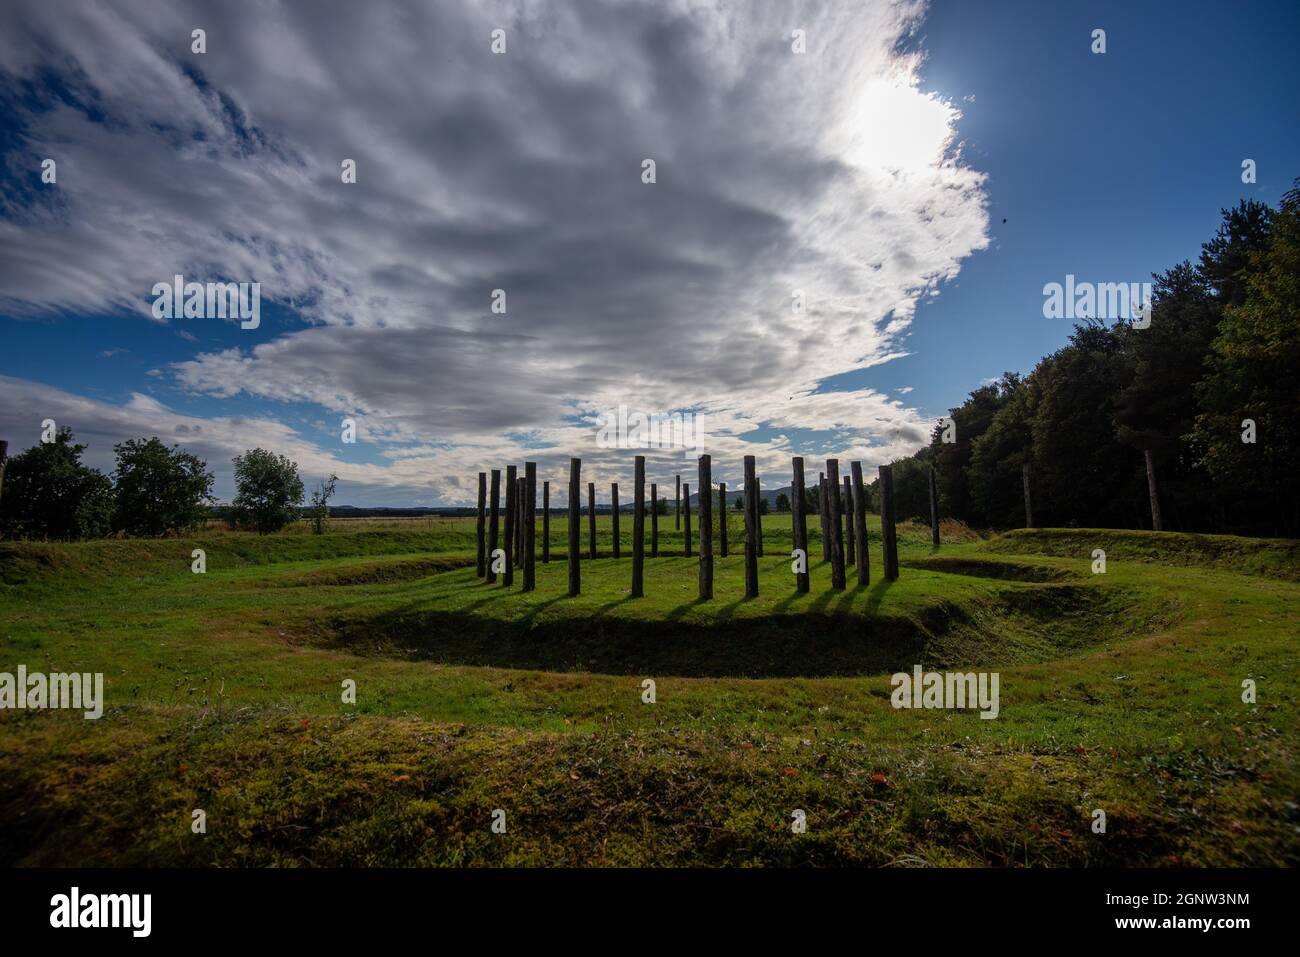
<box><xmin>0</xmin><ymin>431</ymin><xmax>314</xmax><ymax>539</ymax></box>
<box><xmin>892</xmin><ymin>182</ymin><xmax>1300</xmax><ymax>536</ymax></box>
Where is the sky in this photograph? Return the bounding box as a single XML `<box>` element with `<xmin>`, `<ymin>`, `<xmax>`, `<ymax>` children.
<box><xmin>1</xmin><ymin>0</ymin><xmax>1297</xmax><ymax>506</ymax></box>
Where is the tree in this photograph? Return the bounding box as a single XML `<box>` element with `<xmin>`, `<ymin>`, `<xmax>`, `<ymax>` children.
<box><xmin>966</xmin><ymin>377</ymin><xmax>1033</xmax><ymax>528</ymax></box>
<box><xmin>0</xmin><ymin>428</ymin><xmax>113</xmax><ymax>540</ymax></box>
<box><xmin>309</xmin><ymin>474</ymin><xmax>339</xmax><ymax>535</ymax></box>
<box><xmin>112</xmin><ymin>437</ymin><xmax>214</xmax><ymax>536</ymax></box>
<box><xmin>757</xmin><ymin>497</ymin><xmax>769</xmax><ymax>515</ymax></box>
<box><xmin>231</xmin><ymin>448</ymin><xmax>304</xmax><ymax>534</ymax></box>
<box><xmin>775</xmin><ymin>492</ymin><xmax>791</xmax><ymax>512</ymax></box>
<box><xmin>1192</xmin><ymin>181</ymin><xmax>1300</xmax><ymax>534</ymax></box>
<box><xmin>733</xmin><ymin>496</ymin><xmax>744</xmax><ymax>510</ymax></box>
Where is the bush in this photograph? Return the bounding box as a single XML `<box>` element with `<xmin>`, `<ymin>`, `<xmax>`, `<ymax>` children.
<box><xmin>112</xmin><ymin>437</ymin><xmax>214</xmax><ymax>536</ymax></box>
<box><xmin>231</xmin><ymin>449</ymin><xmax>304</xmax><ymax>534</ymax></box>
<box><xmin>0</xmin><ymin>428</ymin><xmax>113</xmax><ymax>540</ymax></box>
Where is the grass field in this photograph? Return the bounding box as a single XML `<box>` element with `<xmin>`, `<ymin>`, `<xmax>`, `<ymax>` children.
<box><xmin>1</xmin><ymin>515</ymin><xmax>1297</xmax><ymax>866</ymax></box>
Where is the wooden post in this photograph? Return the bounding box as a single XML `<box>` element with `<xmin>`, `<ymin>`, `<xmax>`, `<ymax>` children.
<box><xmin>698</xmin><ymin>455</ymin><xmax>713</xmax><ymax>599</ymax></box>
<box><xmin>850</xmin><ymin>461</ymin><xmax>870</xmax><ymax>586</ymax></box>
<box><xmin>567</xmin><ymin>459</ymin><xmax>581</xmax><ymax>596</ymax></box>
<box><xmin>587</xmin><ymin>482</ymin><xmax>597</xmax><ymax>559</ymax></box>
<box><xmin>651</xmin><ymin>483</ymin><xmax>659</xmax><ymax>557</ymax></box>
<box><xmin>543</xmin><ymin>480</ymin><xmax>551</xmax><ymax>563</ymax></box>
<box><xmin>826</xmin><ymin>459</ymin><xmax>846</xmax><ymax>590</ymax></box>
<box><xmin>742</xmin><ymin>455</ymin><xmax>759</xmax><ymax>598</ymax></box>
<box><xmin>791</xmin><ymin>456</ymin><xmax>809</xmax><ymax>593</ymax></box>
<box><xmin>515</xmin><ymin>477</ymin><xmax>525</xmax><ymax>563</ymax></box>
<box><xmin>755</xmin><ymin>476</ymin><xmax>764</xmax><ymax>557</ymax></box>
<box><xmin>1144</xmin><ymin>450</ymin><xmax>1163</xmax><ymax>532</ymax></box>
<box><xmin>818</xmin><ymin>473</ymin><xmax>831</xmax><ymax>561</ymax></box>
<box><xmin>928</xmin><ymin>464</ymin><xmax>940</xmax><ymax>546</ymax></box>
<box><xmin>1022</xmin><ymin>462</ymin><xmax>1034</xmax><ymax>529</ymax></box>
<box><xmin>611</xmin><ymin>482</ymin><xmax>621</xmax><ymax>557</ymax></box>
<box><xmin>879</xmin><ymin>464</ymin><xmax>899</xmax><ymax>581</ymax></box>
<box><xmin>487</xmin><ymin>469</ymin><xmax>501</xmax><ymax>583</ymax></box>
<box><xmin>843</xmin><ymin>475</ymin><xmax>855</xmax><ymax>566</ymax></box>
<box><xmin>675</xmin><ymin>475</ymin><xmax>681</xmax><ymax>530</ymax></box>
<box><xmin>476</xmin><ymin>471</ymin><xmax>487</xmax><ymax>577</ymax></box>
<box><xmin>523</xmin><ymin>462</ymin><xmax>536</xmax><ymax>591</ymax></box>
<box><xmin>503</xmin><ymin>465</ymin><xmax>516</xmax><ymax>586</ymax></box>
<box><xmin>632</xmin><ymin>456</ymin><xmax>646</xmax><ymax>597</ymax></box>
<box><xmin>717</xmin><ymin>482</ymin><xmax>728</xmax><ymax>557</ymax></box>
<box><xmin>683</xmin><ymin>484</ymin><xmax>693</xmax><ymax>557</ymax></box>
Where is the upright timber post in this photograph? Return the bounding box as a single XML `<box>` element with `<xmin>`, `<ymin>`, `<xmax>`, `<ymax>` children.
<box><xmin>1144</xmin><ymin>450</ymin><xmax>1163</xmax><ymax>532</ymax></box>
<box><xmin>683</xmin><ymin>484</ymin><xmax>693</xmax><ymax>557</ymax></box>
<box><xmin>675</xmin><ymin>475</ymin><xmax>681</xmax><ymax>530</ymax></box>
<box><xmin>879</xmin><ymin>464</ymin><xmax>900</xmax><ymax>581</ymax></box>
<box><xmin>818</xmin><ymin>473</ymin><xmax>831</xmax><ymax>561</ymax></box>
<box><xmin>487</xmin><ymin>469</ymin><xmax>501</xmax><ymax>584</ymax></box>
<box><xmin>1022</xmin><ymin>462</ymin><xmax>1034</xmax><ymax>529</ymax></box>
<box><xmin>612</xmin><ymin>482</ymin><xmax>621</xmax><ymax>557</ymax></box>
<box><xmin>850</xmin><ymin>461</ymin><xmax>870</xmax><ymax>587</ymax></box>
<box><xmin>476</xmin><ymin>471</ymin><xmax>487</xmax><ymax>577</ymax></box>
<box><xmin>587</xmin><ymin>482</ymin><xmax>597</xmax><ymax>559</ymax></box>
<box><xmin>542</xmin><ymin>480</ymin><xmax>551</xmax><ymax>563</ymax></box>
<box><xmin>717</xmin><ymin>482</ymin><xmax>728</xmax><ymax>557</ymax></box>
<box><xmin>515</xmin><ymin>477</ymin><xmax>524</xmax><ymax>563</ymax></box>
<box><xmin>523</xmin><ymin>462</ymin><xmax>537</xmax><ymax>591</ymax></box>
<box><xmin>825</xmin><ymin>459</ymin><xmax>846</xmax><ymax>590</ymax></box>
<box><xmin>843</xmin><ymin>475</ymin><xmax>856</xmax><ymax>566</ymax></box>
<box><xmin>742</xmin><ymin>455</ymin><xmax>759</xmax><ymax>598</ymax></box>
<box><xmin>651</xmin><ymin>483</ymin><xmax>659</xmax><ymax>556</ymax></box>
<box><xmin>632</xmin><ymin>456</ymin><xmax>646</xmax><ymax>597</ymax></box>
<box><xmin>791</xmin><ymin>456</ymin><xmax>810</xmax><ymax>593</ymax></box>
<box><xmin>698</xmin><ymin>455</ymin><xmax>713</xmax><ymax>599</ymax></box>
<box><xmin>567</xmin><ymin>458</ymin><xmax>581</xmax><ymax>596</ymax></box>
<box><xmin>928</xmin><ymin>464</ymin><xmax>940</xmax><ymax>546</ymax></box>
<box><xmin>503</xmin><ymin>465</ymin><xmax>516</xmax><ymax>586</ymax></box>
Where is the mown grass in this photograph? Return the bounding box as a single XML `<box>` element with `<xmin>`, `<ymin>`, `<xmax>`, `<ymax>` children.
<box><xmin>1</xmin><ymin>516</ymin><xmax>1296</xmax><ymax>866</ymax></box>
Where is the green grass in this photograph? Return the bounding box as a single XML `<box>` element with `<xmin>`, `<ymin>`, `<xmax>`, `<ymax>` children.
<box><xmin>1</xmin><ymin>516</ymin><xmax>1297</xmax><ymax>866</ymax></box>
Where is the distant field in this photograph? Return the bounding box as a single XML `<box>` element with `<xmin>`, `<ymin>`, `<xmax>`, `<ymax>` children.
<box><xmin>1</xmin><ymin>517</ymin><xmax>1296</xmax><ymax>866</ymax></box>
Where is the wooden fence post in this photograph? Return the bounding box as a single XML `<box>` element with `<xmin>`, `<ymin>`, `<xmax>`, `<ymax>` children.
<box><xmin>632</xmin><ymin>456</ymin><xmax>645</xmax><ymax>597</ymax></box>
<box><xmin>683</xmin><ymin>484</ymin><xmax>693</xmax><ymax>557</ymax></box>
<box><xmin>791</xmin><ymin>456</ymin><xmax>809</xmax><ymax>593</ymax></box>
<box><xmin>516</xmin><ymin>477</ymin><xmax>525</xmax><ymax>563</ymax></box>
<box><xmin>826</xmin><ymin>459</ymin><xmax>846</xmax><ymax>590</ymax></box>
<box><xmin>488</xmin><ymin>469</ymin><xmax>501</xmax><ymax>583</ymax></box>
<box><xmin>1022</xmin><ymin>462</ymin><xmax>1034</xmax><ymax>529</ymax></box>
<box><xmin>651</xmin><ymin>483</ymin><xmax>659</xmax><ymax>556</ymax></box>
<box><xmin>587</xmin><ymin>482</ymin><xmax>597</xmax><ymax>559</ymax></box>
<box><xmin>818</xmin><ymin>473</ymin><xmax>831</xmax><ymax>561</ymax></box>
<box><xmin>850</xmin><ymin>461</ymin><xmax>870</xmax><ymax>586</ymax></box>
<box><xmin>503</xmin><ymin>465</ymin><xmax>516</xmax><ymax>586</ymax></box>
<box><xmin>1144</xmin><ymin>450</ymin><xmax>1163</xmax><ymax>532</ymax></box>
<box><xmin>879</xmin><ymin>464</ymin><xmax>899</xmax><ymax>581</ymax></box>
<box><xmin>476</xmin><ymin>471</ymin><xmax>487</xmax><ymax>577</ymax></box>
<box><xmin>718</xmin><ymin>481</ymin><xmax>728</xmax><ymax>557</ymax></box>
<box><xmin>743</xmin><ymin>455</ymin><xmax>759</xmax><ymax>598</ymax></box>
<box><xmin>543</xmin><ymin>480</ymin><xmax>551</xmax><ymax>563</ymax></box>
<box><xmin>612</xmin><ymin>482</ymin><xmax>621</xmax><ymax>557</ymax></box>
<box><xmin>698</xmin><ymin>455</ymin><xmax>713</xmax><ymax>599</ymax></box>
<box><xmin>523</xmin><ymin>463</ymin><xmax>537</xmax><ymax>591</ymax></box>
<box><xmin>928</xmin><ymin>464</ymin><xmax>940</xmax><ymax>546</ymax></box>
<box><xmin>843</xmin><ymin>475</ymin><xmax>855</xmax><ymax>566</ymax></box>
<box><xmin>568</xmin><ymin>459</ymin><xmax>581</xmax><ymax>596</ymax></box>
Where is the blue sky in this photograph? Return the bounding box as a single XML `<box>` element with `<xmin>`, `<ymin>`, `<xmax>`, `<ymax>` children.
<box><xmin>1</xmin><ymin>0</ymin><xmax>1296</xmax><ymax>505</ymax></box>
